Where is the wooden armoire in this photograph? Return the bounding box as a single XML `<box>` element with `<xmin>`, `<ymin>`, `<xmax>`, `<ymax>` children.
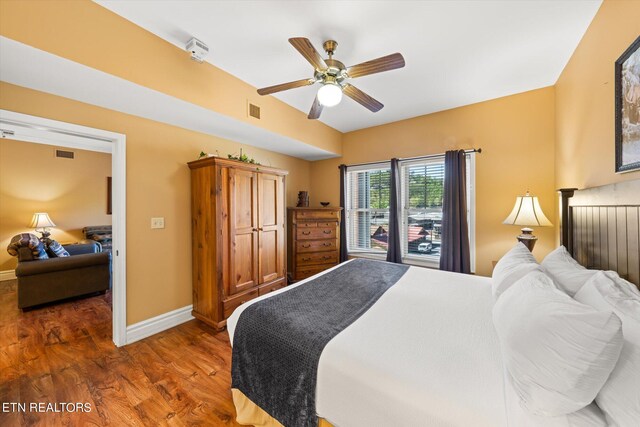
<box><xmin>188</xmin><ymin>157</ymin><xmax>288</xmax><ymax>330</ymax></box>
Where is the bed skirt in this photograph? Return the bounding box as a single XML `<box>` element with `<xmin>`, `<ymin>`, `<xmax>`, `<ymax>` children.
<box><xmin>232</xmin><ymin>389</ymin><xmax>334</xmax><ymax>427</ymax></box>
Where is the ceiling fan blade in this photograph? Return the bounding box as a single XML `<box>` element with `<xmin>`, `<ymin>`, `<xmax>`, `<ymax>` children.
<box><xmin>308</xmin><ymin>95</ymin><xmax>323</xmax><ymax>119</ymax></box>
<box><xmin>289</xmin><ymin>37</ymin><xmax>327</xmax><ymax>70</ymax></box>
<box><xmin>343</xmin><ymin>84</ymin><xmax>384</xmax><ymax>112</ymax></box>
<box><xmin>257</xmin><ymin>78</ymin><xmax>314</xmax><ymax>96</ymax></box>
<box><xmin>346</xmin><ymin>53</ymin><xmax>405</xmax><ymax>79</ymax></box>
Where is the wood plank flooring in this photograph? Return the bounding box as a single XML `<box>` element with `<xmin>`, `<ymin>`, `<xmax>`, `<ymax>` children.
<box><xmin>0</xmin><ymin>280</ymin><xmax>243</xmax><ymax>426</ymax></box>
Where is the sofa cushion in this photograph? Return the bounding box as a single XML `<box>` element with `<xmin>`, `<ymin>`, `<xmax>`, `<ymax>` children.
<box><xmin>7</xmin><ymin>233</ymin><xmax>49</xmax><ymax>260</ymax></box>
<box><xmin>15</xmin><ymin>252</ymin><xmax>111</xmax><ymax>276</ymax></box>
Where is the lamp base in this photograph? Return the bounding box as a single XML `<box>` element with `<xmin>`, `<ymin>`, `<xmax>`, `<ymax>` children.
<box><xmin>36</xmin><ymin>229</ymin><xmax>51</xmax><ymax>243</ymax></box>
<box><xmin>516</xmin><ymin>227</ymin><xmax>537</xmax><ymax>252</ymax></box>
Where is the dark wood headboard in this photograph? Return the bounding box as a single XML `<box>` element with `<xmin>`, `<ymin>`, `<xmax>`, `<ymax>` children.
<box><xmin>559</xmin><ymin>180</ymin><xmax>640</xmax><ymax>287</ymax></box>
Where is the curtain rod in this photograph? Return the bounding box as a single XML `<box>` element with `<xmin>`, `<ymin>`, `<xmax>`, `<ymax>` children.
<box><xmin>337</xmin><ymin>148</ymin><xmax>482</xmax><ymax>169</ymax></box>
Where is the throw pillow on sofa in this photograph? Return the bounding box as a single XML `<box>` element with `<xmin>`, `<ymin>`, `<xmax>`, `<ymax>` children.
<box><xmin>44</xmin><ymin>238</ymin><xmax>70</xmax><ymax>258</ymax></box>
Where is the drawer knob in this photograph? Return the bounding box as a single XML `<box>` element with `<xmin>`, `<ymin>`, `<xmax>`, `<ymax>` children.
<box><xmin>302</xmin><ymin>244</ymin><xmax>311</xmax><ymax>248</ymax></box>
<box><xmin>323</xmin><ymin>243</ymin><xmax>331</xmax><ymax>246</ymax></box>
<box><xmin>323</xmin><ymin>230</ymin><xmax>332</xmax><ymax>234</ymax></box>
<box><xmin>303</xmin><ymin>257</ymin><xmax>311</xmax><ymax>261</ymax></box>
<box><xmin>302</xmin><ymin>231</ymin><xmax>311</xmax><ymax>235</ymax></box>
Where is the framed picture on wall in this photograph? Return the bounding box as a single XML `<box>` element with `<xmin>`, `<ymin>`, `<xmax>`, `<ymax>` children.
<box><xmin>107</xmin><ymin>176</ymin><xmax>112</xmax><ymax>215</ymax></box>
<box><xmin>615</xmin><ymin>36</ymin><xmax>640</xmax><ymax>173</ymax></box>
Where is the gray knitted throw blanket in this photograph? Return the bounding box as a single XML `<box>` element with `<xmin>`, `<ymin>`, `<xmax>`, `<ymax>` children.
<box><xmin>231</xmin><ymin>258</ymin><xmax>410</xmax><ymax>427</ymax></box>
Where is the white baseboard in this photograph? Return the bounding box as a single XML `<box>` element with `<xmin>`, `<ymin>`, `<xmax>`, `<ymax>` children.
<box><xmin>0</xmin><ymin>270</ymin><xmax>16</xmax><ymax>281</ymax></box>
<box><xmin>125</xmin><ymin>305</ymin><xmax>194</xmax><ymax>345</ymax></box>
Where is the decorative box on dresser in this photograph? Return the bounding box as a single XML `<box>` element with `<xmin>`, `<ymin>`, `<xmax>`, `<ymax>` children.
<box><xmin>188</xmin><ymin>157</ymin><xmax>288</xmax><ymax>330</ymax></box>
<box><xmin>287</xmin><ymin>207</ymin><xmax>342</xmax><ymax>282</ymax></box>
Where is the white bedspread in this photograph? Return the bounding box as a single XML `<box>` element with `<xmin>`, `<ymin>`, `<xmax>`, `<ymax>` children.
<box><xmin>227</xmin><ymin>262</ymin><xmax>593</xmax><ymax>427</ymax></box>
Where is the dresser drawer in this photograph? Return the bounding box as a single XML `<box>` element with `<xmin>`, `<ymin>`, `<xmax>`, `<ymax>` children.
<box><xmin>296</xmin><ymin>251</ymin><xmax>338</xmax><ymax>266</ymax></box>
<box><xmin>295</xmin><ymin>263</ymin><xmax>337</xmax><ymax>280</ymax></box>
<box><xmin>296</xmin><ymin>239</ymin><xmax>337</xmax><ymax>253</ymax></box>
<box><xmin>297</xmin><ymin>222</ymin><xmax>317</xmax><ymax>228</ymax></box>
<box><xmin>295</xmin><ymin>210</ymin><xmax>340</xmax><ymax>221</ymax></box>
<box><xmin>223</xmin><ymin>289</ymin><xmax>259</xmax><ymax>318</ymax></box>
<box><xmin>297</xmin><ymin>227</ymin><xmax>336</xmax><ymax>240</ymax></box>
<box><xmin>258</xmin><ymin>279</ymin><xmax>286</xmax><ymax>296</ymax></box>
<box><xmin>316</xmin><ymin>221</ymin><xmax>338</xmax><ymax>228</ymax></box>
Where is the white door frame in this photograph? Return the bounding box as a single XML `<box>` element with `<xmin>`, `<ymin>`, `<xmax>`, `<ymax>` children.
<box><xmin>0</xmin><ymin>109</ymin><xmax>127</xmax><ymax>347</ymax></box>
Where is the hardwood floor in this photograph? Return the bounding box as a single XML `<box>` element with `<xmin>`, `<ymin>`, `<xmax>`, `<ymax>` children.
<box><xmin>0</xmin><ymin>280</ymin><xmax>243</xmax><ymax>426</ymax></box>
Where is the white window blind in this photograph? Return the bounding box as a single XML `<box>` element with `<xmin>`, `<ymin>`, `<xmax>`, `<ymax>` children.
<box><xmin>345</xmin><ymin>163</ymin><xmax>391</xmax><ymax>253</ymax></box>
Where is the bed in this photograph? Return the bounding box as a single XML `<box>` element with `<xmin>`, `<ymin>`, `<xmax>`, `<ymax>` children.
<box><xmin>229</xmin><ymin>262</ymin><xmax>508</xmax><ymax>427</ymax></box>
<box><xmin>227</xmin><ymin>180</ymin><xmax>640</xmax><ymax>427</ymax></box>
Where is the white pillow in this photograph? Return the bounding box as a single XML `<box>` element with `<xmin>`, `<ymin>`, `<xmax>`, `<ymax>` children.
<box><xmin>574</xmin><ymin>271</ymin><xmax>640</xmax><ymax>426</ymax></box>
<box><xmin>541</xmin><ymin>246</ymin><xmax>595</xmax><ymax>296</ymax></box>
<box><xmin>492</xmin><ymin>243</ymin><xmax>541</xmax><ymax>299</ymax></box>
<box><xmin>503</xmin><ymin>366</ymin><xmax>608</xmax><ymax>426</ymax></box>
<box><xmin>493</xmin><ymin>270</ymin><xmax>623</xmax><ymax>416</ymax></box>
<box><xmin>602</xmin><ymin>270</ymin><xmax>640</xmax><ymax>297</ymax></box>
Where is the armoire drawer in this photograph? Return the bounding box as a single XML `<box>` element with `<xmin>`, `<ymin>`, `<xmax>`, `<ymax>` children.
<box><xmin>297</xmin><ymin>227</ymin><xmax>336</xmax><ymax>240</ymax></box>
<box><xmin>258</xmin><ymin>279</ymin><xmax>286</xmax><ymax>296</ymax></box>
<box><xmin>296</xmin><ymin>239</ymin><xmax>337</xmax><ymax>253</ymax></box>
<box><xmin>296</xmin><ymin>251</ymin><xmax>338</xmax><ymax>266</ymax></box>
<box><xmin>223</xmin><ymin>289</ymin><xmax>259</xmax><ymax>318</ymax></box>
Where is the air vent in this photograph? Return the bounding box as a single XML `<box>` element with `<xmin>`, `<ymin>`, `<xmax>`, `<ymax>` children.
<box><xmin>55</xmin><ymin>149</ymin><xmax>74</xmax><ymax>159</ymax></box>
<box><xmin>248</xmin><ymin>103</ymin><xmax>261</xmax><ymax>119</ymax></box>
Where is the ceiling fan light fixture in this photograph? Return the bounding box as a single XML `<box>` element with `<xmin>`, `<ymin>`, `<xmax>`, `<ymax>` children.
<box><xmin>317</xmin><ymin>82</ymin><xmax>343</xmax><ymax>107</ymax></box>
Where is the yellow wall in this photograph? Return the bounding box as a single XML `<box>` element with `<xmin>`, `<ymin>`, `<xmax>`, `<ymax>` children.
<box><xmin>0</xmin><ymin>139</ymin><xmax>112</xmax><ymax>271</ymax></box>
<box><xmin>556</xmin><ymin>0</ymin><xmax>640</xmax><ymax>189</ymax></box>
<box><xmin>0</xmin><ymin>82</ymin><xmax>311</xmax><ymax>325</ymax></box>
<box><xmin>311</xmin><ymin>87</ymin><xmax>557</xmax><ymax>276</ymax></box>
<box><xmin>0</xmin><ymin>0</ymin><xmax>342</xmax><ymax>156</ymax></box>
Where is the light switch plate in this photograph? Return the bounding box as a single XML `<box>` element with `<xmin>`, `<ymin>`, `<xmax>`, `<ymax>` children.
<box><xmin>151</xmin><ymin>217</ymin><xmax>165</xmax><ymax>229</ymax></box>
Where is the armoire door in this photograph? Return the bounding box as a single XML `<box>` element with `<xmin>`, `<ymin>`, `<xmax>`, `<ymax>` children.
<box><xmin>229</xmin><ymin>168</ymin><xmax>258</xmax><ymax>294</ymax></box>
<box><xmin>257</xmin><ymin>173</ymin><xmax>285</xmax><ymax>284</ymax></box>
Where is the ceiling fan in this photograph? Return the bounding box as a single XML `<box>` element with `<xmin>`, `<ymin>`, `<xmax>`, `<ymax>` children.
<box><xmin>257</xmin><ymin>38</ymin><xmax>405</xmax><ymax>119</ymax></box>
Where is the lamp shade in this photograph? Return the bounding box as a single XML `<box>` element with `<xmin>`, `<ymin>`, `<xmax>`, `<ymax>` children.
<box><xmin>503</xmin><ymin>192</ymin><xmax>552</xmax><ymax>227</ymax></box>
<box><xmin>29</xmin><ymin>212</ymin><xmax>56</xmax><ymax>229</ymax></box>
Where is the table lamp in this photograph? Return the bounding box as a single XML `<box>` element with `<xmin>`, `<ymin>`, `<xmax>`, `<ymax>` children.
<box><xmin>503</xmin><ymin>191</ymin><xmax>552</xmax><ymax>251</ymax></box>
<box><xmin>30</xmin><ymin>212</ymin><xmax>56</xmax><ymax>241</ymax></box>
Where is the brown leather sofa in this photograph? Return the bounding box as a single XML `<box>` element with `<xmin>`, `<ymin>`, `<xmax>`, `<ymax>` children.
<box><xmin>15</xmin><ymin>241</ymin><xmax>111</xmax><ymax>309</ymax></box>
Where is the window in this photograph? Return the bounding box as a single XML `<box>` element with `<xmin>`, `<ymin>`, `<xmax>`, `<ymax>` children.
<box><xmin>345</xmin><ymin>163</ymin><xmax>391</xmax><ymax>253</ymax></box>
<box><xmin>344</xmin><ymin>154</ymin><xmax>475</xmax><ymax>269</ymax></box>
<box><xmin>400</xmin><ymin>154</ymin><xmax>474</xmax><ymax>268</ymax></box>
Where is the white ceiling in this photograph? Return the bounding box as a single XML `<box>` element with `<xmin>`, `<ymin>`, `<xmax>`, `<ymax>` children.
<box><xmin>96</xmin><ymin>0</ymin><xmax>601</xmax><ymax>133</ymax></box>
<box><xmin>0</xmin><ymin>37</ymin><xmax>337</xmax><ymax>161</ymax></box>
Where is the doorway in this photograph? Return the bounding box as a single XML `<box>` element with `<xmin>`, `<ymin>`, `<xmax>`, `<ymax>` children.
<box><xmin>0</xmin><ymin>109</ymin><xmax>127</xmax><ymax>346</ymax></box>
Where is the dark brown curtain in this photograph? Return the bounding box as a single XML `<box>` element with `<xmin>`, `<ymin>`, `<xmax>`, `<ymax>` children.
<box><xmin>439</xmin><ymin>150</ymin><xmax>471</xmax><ymax>273</ymax></box>
<box><xmin>386</xmin><ymin>158</ymin><xmax>402</xmax><ymax>263</ymax></box>
<box><xmin>339</xmin><ymin>164</ymin><xmax>348</xmax><ymax>262</ymax></box>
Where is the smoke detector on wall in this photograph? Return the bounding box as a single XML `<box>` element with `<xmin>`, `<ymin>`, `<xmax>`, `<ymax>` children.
<box><xmin>186</xmin><ymin>37</ymin><xmax>209</xmax><ymax>63</ymax></box>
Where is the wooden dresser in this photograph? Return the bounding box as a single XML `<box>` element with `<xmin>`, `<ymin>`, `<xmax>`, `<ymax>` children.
<box><xmin>188</xmin><ymin>157</ymin><xmax>288</xmax><ymax>330</ymax></box>
<box><xmin>287</xmin><ymin>207</ymin><xmax>342</xmax><ymax>281</ymax></box>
